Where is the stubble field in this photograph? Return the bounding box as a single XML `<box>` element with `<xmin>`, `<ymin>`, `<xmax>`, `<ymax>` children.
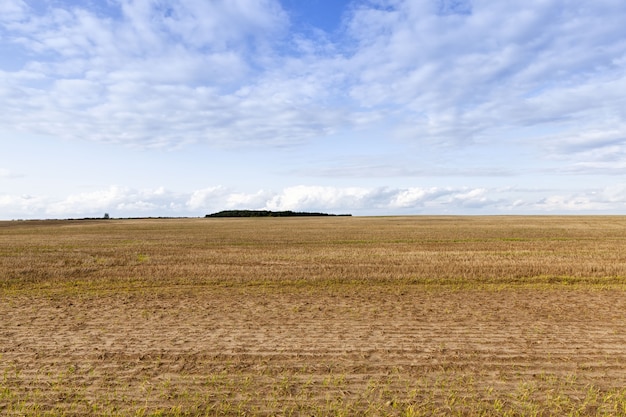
<box><xmin>1</xmin><ymin>216</ymin><xmax>625</xmax><ymax>416</ymax></box>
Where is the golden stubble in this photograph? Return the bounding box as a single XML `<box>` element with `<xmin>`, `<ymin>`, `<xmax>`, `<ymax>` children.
<box><xmin>1</xmin><ymin>216</ymin><xmax>625</xmax><ymax>415</ymax></box>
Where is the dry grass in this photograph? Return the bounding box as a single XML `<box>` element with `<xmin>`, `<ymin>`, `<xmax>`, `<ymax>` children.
<box><xmin>1</xmin><ymin>216</ymin><xmax>625</xmax><ymax>415</ymax></box>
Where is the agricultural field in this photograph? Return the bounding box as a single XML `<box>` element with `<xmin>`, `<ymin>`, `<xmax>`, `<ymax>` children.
<box><xmin>1</xmin><ymin>216</ymin><xmax>625</xmax><ymax>416</ymax></box>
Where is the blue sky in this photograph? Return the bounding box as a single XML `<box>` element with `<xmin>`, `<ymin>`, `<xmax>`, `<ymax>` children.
<box><xmin>1</xmin><ymin>0</ymin><xmax>626</xmax><ymax>219</ymax></box>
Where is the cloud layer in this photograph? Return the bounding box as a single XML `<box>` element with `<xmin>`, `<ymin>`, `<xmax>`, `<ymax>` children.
<box><xmin>2</xmin><ymin>184</ymin><xmax>626</xmax><ymax>219</ymax></box>
<box><xmin>2</xmin><ymin>1</ymin><xmax>626</xmax><ymax>218</ymax></box>
<box><xmin>2</xmin><ymin>0</ymin><xmax>625</xmax><ymax>155</ymax></box>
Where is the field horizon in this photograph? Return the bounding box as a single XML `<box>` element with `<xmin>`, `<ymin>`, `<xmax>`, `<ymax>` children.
<box><xmin>1</xmin><ymin>216</ymin><xmax>625</xmax><ymax>416</ymax></box>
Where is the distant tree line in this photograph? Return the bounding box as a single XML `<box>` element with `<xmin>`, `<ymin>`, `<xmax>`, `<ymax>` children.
<box><xmin>206</xmin><ymin>210</ymin><xmax>351</xmax><ymax>218</ymax></box>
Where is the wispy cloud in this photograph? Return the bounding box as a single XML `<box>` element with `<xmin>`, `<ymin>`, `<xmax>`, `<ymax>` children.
<box><xmin>2</xmin><ymin>1</ymin><xmax>626</xmax><ymax>218</ymax></box>
<box><xmin>290</xmin><ymin>158</ymin><xmax>517</xmax><ymax>178</ymax></box>
<box><xmin>2</xmin><ymin>0</ymin><xmax>625</xmax><ymax>155</ymax></box>
<box><xmin>0</xmin><ymin>0</ymin><xmax>28</xmax><ymax>21</ymax></box>
<box><xmin>342</xmin><ymin>1</ymin><xmax>626</xmax><ymax>151</ymax></box>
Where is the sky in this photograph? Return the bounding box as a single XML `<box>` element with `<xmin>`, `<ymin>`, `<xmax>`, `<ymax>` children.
<box><xmin>1</xmin><ymin>0</ymin><xmax>626</xmax><ymax>219</ymax></box>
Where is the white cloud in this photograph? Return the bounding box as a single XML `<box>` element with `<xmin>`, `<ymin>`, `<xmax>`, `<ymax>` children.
<box><xmin>155</xmin><ymin>0</ymin><xmax>288</xmax><ymax>49</ymax></box>
<box><xmin>186</xmin><ymin>186</ymin><xmax>229</xmax><ymax>211</ymax></box>
<box><xmin>2</xmin><ymin>183</ymin><xmax>626</xmax><ymax>219</ymax></box>
<box><xmin>43</xmin><ymin>186</ymin><xmax>184</xmax><ymax>218</ymax></box>
<box><xmin>449</xmin><ymin>188</ymin><xmax>496</xmax><ymax>209</ymax></box>
<box><xmin>0</xmin><ymin>193</ymin><xmax>44</xmax><ymax>218</ymax></box>
<box><xmin>533</xmin><ymin>184</ymin><xmax>626</xmax><ymax>212</ymax></box>
<box><xmin>535</xmin><ymin>195</ymin><xmax>603</xmax><ymax>212</ymax></box>
<box><xmin>389</xmin><ymin>187</ymin><xmax>448</xmax><ymax>208</ymax></box>
<box><xmin>342</xmin><ymin>0</ymin><xmax>626</xmax><ymax>150</ymax></box>
<box><xmin>541</xmin><ymin>123</ymin><xmax>626</xmax><ymax>159</ymax></box>
<box><xmin>2</xmin><ymin>0</ymin><xmax>625</xmax><ymax>155</ymax></box>
<box><xmin>0</xmin><ymin>0</ymin><xmax>29</xmax><ymax>22</ymax></box>
<box><xmin>264</xmin><ymin>185</ymin><xmax>375</xmax><ymax>211</ymax></box>
<box><xmin>2</xmin><ymin>1</ymin><xmax>626</xmax><ymax>218</ymax></box>
<box><xmin>226</xmin><ymin>190</ymin><xmax>273</xmax><ymax>209</ymax></box>
<box><xmin>0</xmin><ymin>0</ymin><xmax>310</xmax><ymax>148</ymax></box>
